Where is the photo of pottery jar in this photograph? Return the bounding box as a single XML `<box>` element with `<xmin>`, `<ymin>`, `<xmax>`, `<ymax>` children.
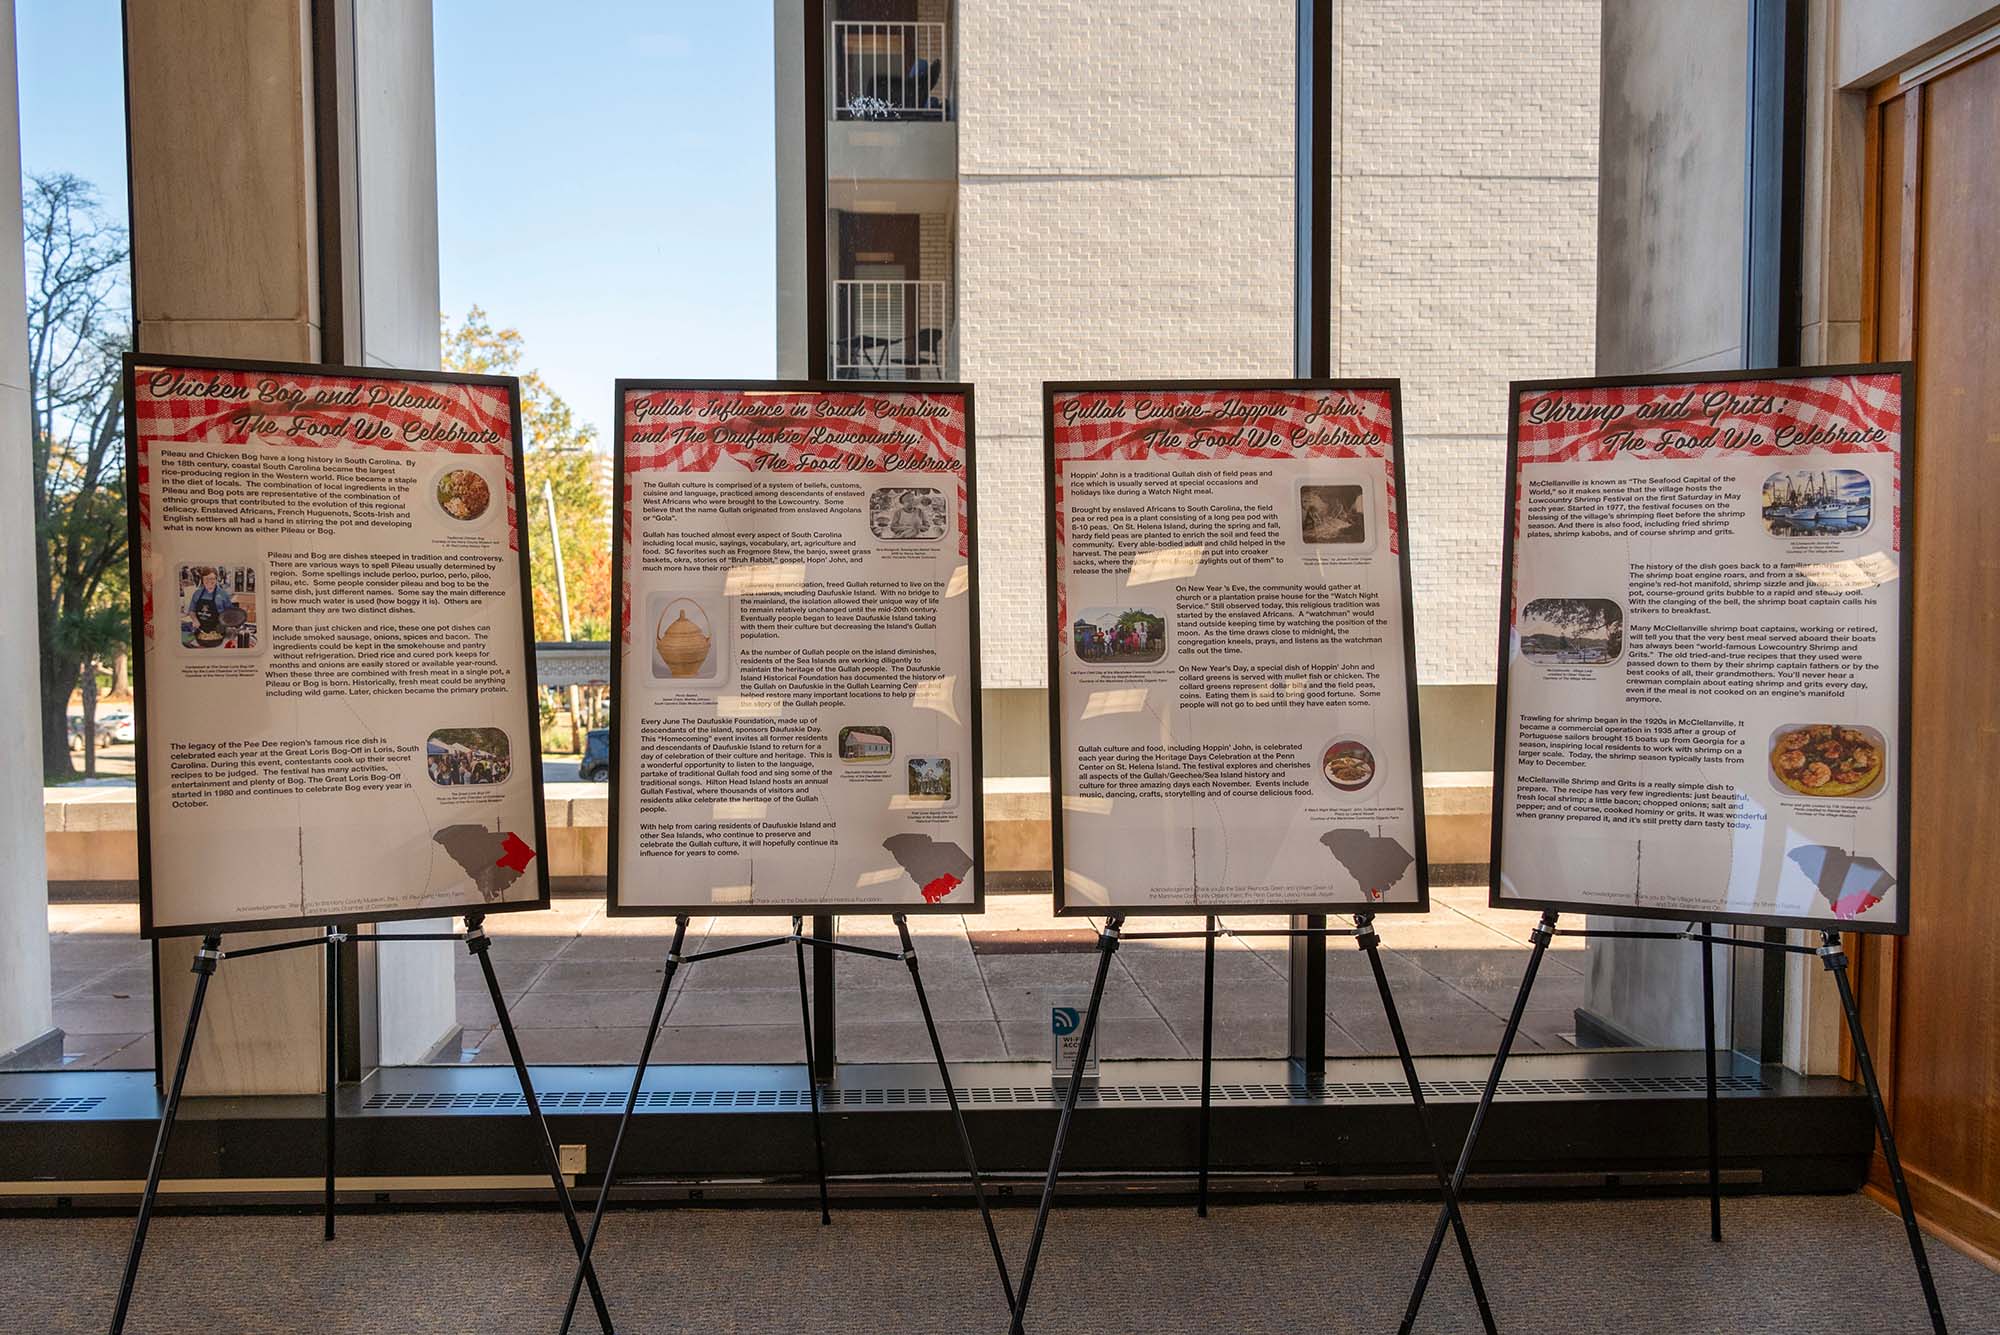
<box><xmin>648</xmin><ymin>592</ymin><xmax>722</xmax><ymax>682</ymax></box>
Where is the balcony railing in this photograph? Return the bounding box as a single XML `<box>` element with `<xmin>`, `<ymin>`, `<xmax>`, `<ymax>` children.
<box><xmin>833</xmin><ymin>279</ymin><xmax>951</xmax><ymax>380</ymax></box>
<box><xmin>830</xmin><ymin>21</ymin><xmax>949</xmax><ymax>121</ymax></box>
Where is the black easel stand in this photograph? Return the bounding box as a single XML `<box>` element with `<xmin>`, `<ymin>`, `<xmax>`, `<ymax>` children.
<box><xmin>1004</xmin><ymin>914</ymin><xmax>1496</xmax><ymax>1335</ymax></box>
<box><xmin>324</xmin><ymin>924</ymin><xmax>339</xmax><ymax>1241</ymax></box>
<box><xmin>1398</xmin><ymin>912</ymin><xmax>1949</xmax><ymax>1335</ymax></box>
<box><xmin>107</xmin><ymin>914</ymin><xmax>617</xmax><ymax>1335</ymax></box>
<box><xmin>555</xmin><ymin>913</ymin><xmax>1016</xmax><ymax>1335</ymax></box>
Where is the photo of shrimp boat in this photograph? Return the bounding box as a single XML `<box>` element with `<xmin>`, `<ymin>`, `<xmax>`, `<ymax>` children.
<box><xmin>1761</xmin><ymin>468</ymin><xmax>1872</xmax><ymax>537</ymax></box>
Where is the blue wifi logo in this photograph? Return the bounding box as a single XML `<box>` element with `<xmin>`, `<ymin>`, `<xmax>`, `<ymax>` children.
<box><xmin>1051</xmin><ymin>1006</ymin><xmax>1081</xmax><ymax>1036</ymax></box>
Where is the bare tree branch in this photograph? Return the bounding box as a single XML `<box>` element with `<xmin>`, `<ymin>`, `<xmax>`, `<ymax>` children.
<box><xmin>25</xmin><ymin>172</ymin><xmax>130</xmax><ymax>778</ymax></box>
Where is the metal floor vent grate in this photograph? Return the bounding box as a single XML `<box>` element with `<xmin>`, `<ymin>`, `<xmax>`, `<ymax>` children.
<box><xmin>363</xmin><ymin>1073</ymin><xmax>1765</xmax><ymax>1114</ymax></box>
<box><xmin>0</xmin><ymin>1096</ymin><xmax>106</xmax><ymax>1117</ymax></box>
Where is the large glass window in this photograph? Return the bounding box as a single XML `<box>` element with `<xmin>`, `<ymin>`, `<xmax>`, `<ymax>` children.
<box><xmin>825</xmin><ymin>1</ymin><xmax>1303</xmax><ymax>1062</ymax></box>
<box><xmin>419</xmin><ymin>1</ymin><xmax>779</xmax><ymax>1064</ymax></box>
<box><xmin>18</xmin><ymin>0</ymin><xmax>143</xmax><ymax>1071</ymax></box>
<box><xmin>0</xmin><ymin>3</ymin><xmax>1674</xmax><ymax>1082</ymax></box>
<box><xmin>1330</xmin><ymin>2</ymin><xmax>1604</xmax><ymax>1054</ymax></box>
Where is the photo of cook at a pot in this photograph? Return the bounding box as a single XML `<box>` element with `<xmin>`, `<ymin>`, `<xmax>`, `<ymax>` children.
<box><xmin>177</xmin><ymin>564</ymin><xmax>258</xmax><ymax>650</ymax></box>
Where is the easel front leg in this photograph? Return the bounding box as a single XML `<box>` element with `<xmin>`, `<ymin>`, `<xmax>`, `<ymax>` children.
<box><xmin>324</xmin><ymin>924</ymin><xmax>340</xmax><ymax>1242</ymax></box>
<box><xmin>1400</xmin><ymin>910</ymin><xmax>1555</xmax><ymax>1334</ymax></box>
<box><xmin>1821</xmin><ymin>932</ymin><xmax>1948</xmax><ymax>1333</ymax></box>
<box><xmin>109</xmin><ymin>931</ymin><xmax>221</xmax><ymax>1335</ymax></box>
<box><xmin>896</xmin><ymin>914</ymin><xmax>1016</xmax><ymax>1309</ymax></box>
<box><xmin>793</xmin><ymin>916</ymin><xmax>832</xmax><ymax>1225</ymax></box>
<box><xmin>1008</xmin><ymin>915</ymin><xmax>1123</xmax><ymax>1335</ymax></box>
<box><xmin>1197</xmin><ymin>914</ymin><xmax>1216</xmax><ymax>1218</ymax></box>
<box><xmin>1356</xmin><ymin>916</ymin><xmax>1497</xmax><ymax>1335</ymax></box>
<box><xmin>557</xmin><ymin>915</ymin><xmax>689</xmax><ymax>1335</ymax></box>
<box><xmin>465</xmin><ymin>915</ymin><xmax>617</xmax><ymax>1335</ymax></box>
<box><xmin>1700</xmin><ymin>921</ymin><xmax>1721</xmax><ymax>1242</ymax></box>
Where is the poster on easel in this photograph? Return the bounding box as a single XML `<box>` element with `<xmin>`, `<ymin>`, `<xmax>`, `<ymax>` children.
<box><xmin>609</xmin><ymin>381</ymin><xmax>981</xmax><ymax>914</ymax></box>
<box><xmin>1492</xmin><ymin>363</ymin><xmax>1912</xmax><ymax>933</ymax></box>
<box><xmin>126</xmin><ymin>355</ymin><xmax>550</xmax><ymax>938</ymax></box>
<box><xmin>1045</xmin><ymin>380</ymin><xmax>1428</xmax><ymax>916</ymax></box>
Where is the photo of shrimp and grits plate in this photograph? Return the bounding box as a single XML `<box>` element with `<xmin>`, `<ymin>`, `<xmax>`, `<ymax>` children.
<box><xmin>1768</xmin><ymin>723</ymin><xmax>1886</xmax><ymax>800</ymax></box>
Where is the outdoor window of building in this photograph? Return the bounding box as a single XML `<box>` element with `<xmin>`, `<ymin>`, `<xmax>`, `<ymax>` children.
<box><xmin>807</xmin><ymin>1</ymin><xmax>1626</xmax><ymax>1065</ymax></box>
<box><xmin>818</xmin><ymin>0</ymin><xmax>1311</xmax><ymax>1061</ymax></box>
<box><xmin>387</xmin><ymin>2</ymin><xmax>781</xmax><ymax>1066</ymax></box>
<box><xmin>14</xmin><ymin>0</ymin><xmax>144</xmax><ymax>1073</ymax></box>
<box><xmin>0</xmin><ymin>3</ymin><xmax>1700</xmax><ymax>1083</ymax></box>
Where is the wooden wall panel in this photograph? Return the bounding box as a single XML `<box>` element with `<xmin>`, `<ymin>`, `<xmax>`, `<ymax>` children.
<box><xmin>1861</xmin><ymin>46</ymin><xmax>2000</xmax><ymax>1266</ymax></box>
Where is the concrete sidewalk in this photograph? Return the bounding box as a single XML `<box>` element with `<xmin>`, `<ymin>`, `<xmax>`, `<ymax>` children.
<box><xmin>46</xmin><ymin>882</ymin><xmax>1582</xmax><ymax>1070</ymax></box>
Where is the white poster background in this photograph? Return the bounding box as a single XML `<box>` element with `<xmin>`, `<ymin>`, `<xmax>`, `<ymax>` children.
<box><xmin>131</xmin><ymin>361</ymin><xmax>545</xmax><ymax>936</ymax></box>
<box><xmin>612</xmin><ymin>386</ymin><xmax>977</xmax><ymax>913</ymax></box>
<box><xmin>1495</xmin><ymin>369</ymin><xmax>1907</xmax><ymax>932</ymax></box>
<box><xmin>1049</xmin><ymin>384</ymin><xmax>1425</xmax><ymax>914</ymax></box>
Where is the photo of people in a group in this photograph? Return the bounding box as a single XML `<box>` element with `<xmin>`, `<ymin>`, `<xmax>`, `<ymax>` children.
<box><xmin>1518</xmin><ymin>597</ymin><xmax>1624</xmax><ymax>665</ymax></box>
<box><xmin>907</xmin><ymin>755</ymin><xmax>952</xmax><ymax>801</ymax></box>
<box><xmin>649</xmin><ymin>593</ymin><xmax>720</xmax><ymax>681</ymax></box>
<box><xmin>1761</xmin><ymin>468</ymin><xmax>1872</xmax><ymax>537</ymax></box>
<box><xmin>1300</xmin><ymin>483</ymin><xmax>1367</xmax><ymax>544</ymax></box>
<box><xmin>869</xmin><ymin>486</ymin><xmax>949</xmax><ymax>540</ymax></box>
<box><xmin>1072</xmin><ymin>607</ymin><xmax>1166</xmax><ymax>664</ymax></box>
<box><xmin>177</xmin><ymin>564</ymin><xmax>257</xmax><ymax>650</ymax></box>
<box><xmin>426</xmin><ymin>728</ymin><xmax>513</xmax><ymax>786</ymax></box>
<box><xmin>839</xmin><ymin>725</ymin><xmax>893</xmax><ymax>761</ymax></box>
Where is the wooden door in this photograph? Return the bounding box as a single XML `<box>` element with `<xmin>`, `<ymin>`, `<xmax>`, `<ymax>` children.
<box><xmin>1855</xmin><ymin>38</ymin><xmax>2000</xmax><ymax>1265</ymax></box>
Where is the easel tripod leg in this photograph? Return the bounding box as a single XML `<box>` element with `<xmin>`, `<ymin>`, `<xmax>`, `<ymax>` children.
<box><xmin>109</xmin><ymin>931</ymin><xmax>222</xmax><ymax>1335</ymax></box>
<box><xmin>1356</xmin><ymin>916</ymin><xmax>1497</xmax><ymax>1335</ymax></box>
<box><xmin>1198</xmin><ymin>914</ymin><xmax>1215</xmax><ymax>1219</ymax></box>
<box><xmin>1701</xmin><ymin>922</ymin><xmax>1721</xmax><ymax>1242</ymax></box>
<box><xmin>793</xmin><ymin>917</ymin><xmax>832</xmax><ymax>1225</ymax></box>
<box><xmin>895</xmin><ymin>914</ymin><xmax>1016</xmax><ymax>1309</ymax></box>
<box><xmin>1822</xmin><ymin>933</ymin><xmax>1948</xmax><ymax>1334</ymax></box>
<box><xmin>1400</xmin><ymin>910</ymin><xmax>1556</xmax><ymax>1334</ymax></box>
<box><xmin>465</xmin><ymin>916</ymin><xmax>617</xmax><ymax>1335</ymax></box>
<box><xmin>557</xmin><ymin>916</ymin><xmax>689</xmax><ymax>1335</ymax></box>
<box><xmin>1007</xmin><ymin>915</ymin><xmax>1123</xmax><ymax>1335</ymax></box>
<box><xmin>324</xmin><ymin>925</ymin><xmax>339</xmax><ymax>1242</ymax></box>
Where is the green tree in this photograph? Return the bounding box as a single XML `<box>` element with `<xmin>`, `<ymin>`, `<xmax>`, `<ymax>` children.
<box><xmin>440</xmin><ymin>307</ymin><xmax>611</xmax><ymax>641</ymax></box>
<box><xmin>27</xmin><ymin>173</ymin><xmax>130</xmax><ymax>780</ymax></box>
<box><xmin>54</xmin><ymin>600</ymin><xmax>128</xmax><ymax>778</ymax></box>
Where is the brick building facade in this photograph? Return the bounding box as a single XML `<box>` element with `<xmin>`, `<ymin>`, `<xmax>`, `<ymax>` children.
<box><xmin>791</xmin><ymin>0</ymin><xmax>1598</xmax><ymax>737</ymax></box>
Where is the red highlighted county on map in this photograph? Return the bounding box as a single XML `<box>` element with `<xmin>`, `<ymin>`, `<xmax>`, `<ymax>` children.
<box><xmin>882</xmin><ymin>833</ymin><xmax>973</xmax><ymax>904</ymax></box>
<box><xmin>434</xmin><ymin>825</ymin><xmax>537</xmax><ymax>901</ymax></box>
<box><xmin>1788</xmin><ymin>845</ymin><xmax>1895</xmax><ymax>920</ymax></box>
<box><xmin>1318</xmin><ymin>829</ymin><xmax>1414</xmax><ymax>901</ymax></box>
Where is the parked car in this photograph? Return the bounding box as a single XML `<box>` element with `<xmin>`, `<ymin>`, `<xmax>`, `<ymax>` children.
<box><xmin>94</xmin><ymin>709</ymin><xmax>135</xmax><ymax>746</ymax></box>
<box><xmin>579</xmin><ymin>728</ymin><xmax>610</xmax><ymax>782</ymax></box>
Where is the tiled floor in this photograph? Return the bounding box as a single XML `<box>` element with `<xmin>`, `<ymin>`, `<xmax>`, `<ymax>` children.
<box><xmin>43</xmin><ymin>882</ymin><xmax>1583</xmax><ymax>1071</ymax></box>
<box><xmin>43</xmin><ymin>900</ymin><xmax>155</xmax><ymax>1069</ymax></box>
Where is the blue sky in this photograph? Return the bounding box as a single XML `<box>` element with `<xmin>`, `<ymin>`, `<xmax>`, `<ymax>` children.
<box><xmin>17</xmin><ymin>1</ymin><xmax>778</xmax><ymax>444</ymax></box>
<box><xmin>17</xmin><ymin>3</ymin><xmax>128</xmax><ymax>239</ymax></box>
<box><xmin>432</xmin><ymin>3</ymin><xmax>776</xmax><ymax>437</ymax></box>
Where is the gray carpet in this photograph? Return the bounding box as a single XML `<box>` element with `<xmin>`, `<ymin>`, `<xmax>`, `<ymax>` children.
<box><xmin>4</xmin><ymin>1194</ymin><xmax>1995</xmax><ymax>1332</ymax></box>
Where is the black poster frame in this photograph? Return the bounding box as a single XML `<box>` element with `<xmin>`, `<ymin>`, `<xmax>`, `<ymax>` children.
<box><xmin>607</xmin><ymin>378</ymin><xmax>983</xmax><ymax>917</ymax></box>
<box><xmin>1488</xmin><ymin>360</ymin><xmax>1914</xmax><ymax>936</ymax></box>
<box><xmin>1042</xmin><ymin>377</ymin><xmax>1430</xmax><ymax>918</ymax></box>
<box><xmin>124</xmin><ymin>352</ymin><xmax>552</xmax><ymax>939</ymax></box>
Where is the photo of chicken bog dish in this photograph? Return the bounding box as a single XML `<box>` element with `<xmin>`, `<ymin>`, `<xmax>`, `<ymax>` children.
<box><xmin>1769</xmin><ymin>723</ymin><xmax>1886</xmax><ymax>799</ymax></box>
<box><xmin>436</xmin><ymin>468</ymin><xmax>492</xmax><ymax>521</ymax></box>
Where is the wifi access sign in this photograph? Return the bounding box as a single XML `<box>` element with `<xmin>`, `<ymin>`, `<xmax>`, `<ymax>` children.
<box><xmin>1048</xmin><ymin>992</ymin><xmax>1101</xmax><ymax>1083</ymax></box>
